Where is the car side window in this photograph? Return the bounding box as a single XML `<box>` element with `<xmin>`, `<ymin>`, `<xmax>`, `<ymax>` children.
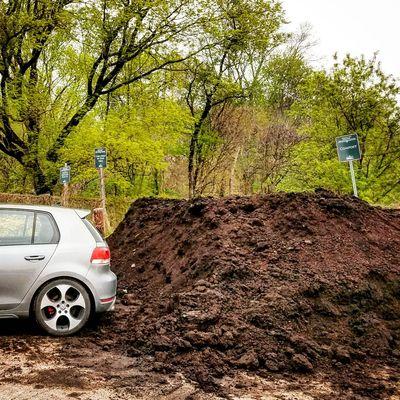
<box><xmin>0</xmin><ymin>210</ymin><xmax>34</xmax><ymax>246</ymax></box>
<box><xmin>34</xmin><ymin>212</ymin><xmax>59</xmax><ymax>244</ymax></box>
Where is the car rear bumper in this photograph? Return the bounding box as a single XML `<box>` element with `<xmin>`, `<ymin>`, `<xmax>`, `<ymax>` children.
<box><xmin>99</xmin><ymin>296</ymin><xmax>116</xmax><ymax>312</ymax></box>
<box><xmin>86</xmin><ymin>265</ymin><xmax>117</xmax><ymax>313</ymax></box>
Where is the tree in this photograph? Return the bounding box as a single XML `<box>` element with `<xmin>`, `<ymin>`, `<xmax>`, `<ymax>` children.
<box><xmin>59</xmin><ymin>84</ymin><xmax>192</xmax><ymax>198</ymax></box>
<box><xmin>285</xmin><ymin>55</ymin><xmax>400</xmax><ymax>204</ymax></box>
<box><xmin>0</xmin><ymin>0</ymin><xmax>206</xmax><ymax>194</ymax></box>
<box><xmin>183</xmin><ymin>0</ymin><xmax>286</xmax><ymax>198</ymax></box>
<box><xmin>201</xmin><ymin>105</ymin><xmax>301</xmax><ymax>196</ymax></box>
<box><xmin>259</xmin><ymin>26</ymin><xmax>313</xmax><ymax>112</ymax></box>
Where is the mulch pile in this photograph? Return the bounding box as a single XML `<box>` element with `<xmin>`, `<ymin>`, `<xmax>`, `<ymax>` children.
<box><xmin>107</xmin><ymin>190</ymin><xmax>400</xmax><ymax>396</ymax></box>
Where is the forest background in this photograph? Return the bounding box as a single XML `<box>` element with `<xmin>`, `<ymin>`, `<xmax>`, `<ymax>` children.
<box><xmin>1</xmin><ymin>0</ymin><xmax>399</xmax><ymax>227</ymax></box>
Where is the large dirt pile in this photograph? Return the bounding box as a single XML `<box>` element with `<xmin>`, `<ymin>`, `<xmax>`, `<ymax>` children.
<box><xmin>108</xmin><ymin>191</ymin><xmax>400</xmax><ymax>395</ymax></box>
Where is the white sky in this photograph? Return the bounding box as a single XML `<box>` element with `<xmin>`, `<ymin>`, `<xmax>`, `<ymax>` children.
<box><xmin>283</xmin><ymin>0</ymin><xmax>400</xmax><ymax>78</ymax></box>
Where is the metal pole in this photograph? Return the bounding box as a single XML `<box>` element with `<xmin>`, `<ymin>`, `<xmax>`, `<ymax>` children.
<box><xmin>349</xmin><ymin>160</ymin><xmax>358</xmax><ymax>197</ymax></box>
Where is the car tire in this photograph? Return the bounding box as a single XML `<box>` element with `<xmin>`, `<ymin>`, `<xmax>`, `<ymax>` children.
<box><xmin>34</xmin><ymin>279</ymin><xmax>91</xmax><ymax>336</ymax></box>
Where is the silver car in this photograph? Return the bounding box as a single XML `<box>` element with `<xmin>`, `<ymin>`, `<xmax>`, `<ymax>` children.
<box><xmin>0</xmin><ymin>205</ymin><xmax>117</xmax><ymax>336</ymax></box>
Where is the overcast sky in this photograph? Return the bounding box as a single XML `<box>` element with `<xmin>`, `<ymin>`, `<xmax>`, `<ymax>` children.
<box><xmin>283</xmin><ymin>0</ymin><xmax>400</xmax><ymax>78</ymax></box>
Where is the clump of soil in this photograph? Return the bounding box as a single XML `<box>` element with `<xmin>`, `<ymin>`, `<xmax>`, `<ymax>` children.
<box><xmin>108</xmin><ymin>190</ymin><xmax>400</xmax><ymax>395</ymax></box>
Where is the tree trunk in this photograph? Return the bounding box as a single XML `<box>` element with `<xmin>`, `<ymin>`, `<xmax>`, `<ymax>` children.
<box><xmin>188</xmin><ymin>126</ymin><xmax>199</xmax><ymax>199</ymax></box>
<box><xmin>26</xmin><ymin>158</ymin><xmax>51</xmax><ymax>195</ymax></box>
<box><xmin>47</xmin><ymin>94</ymin><xmax>100</xmax><ymax>163</ymax></box>
<box><xmin>153</xmin><ymin>169</ymin><xmax>160</xmax><ymax>195</ymax></box>
<box><xmin>229</xmin><ymin>146</ymin><xmax>241</xmax><ymax>195</ymax></box>
<box><xmin>188</xmin><ymin>100</ymin><xmax>212</xmax><ymax>199</ymax></box>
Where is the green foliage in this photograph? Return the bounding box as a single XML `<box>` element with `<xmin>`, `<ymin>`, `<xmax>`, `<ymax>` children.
<box><xmin>59</xmin><ymin>92</ymin><xmax>192</xmax><ymax>197</ymax></box>
<box><xmin>282</xmin><ymin>55</ymin><xmax>400</xmax><ymax>204</ymax></box>
<box><xmin>184</xmin><ymin>0</ymin><xmax>287</xmax><ymax>197</ymax></box>
<box><xmin>0</xmin><ymin>1</ymin><xmax>399</xmax><ymax>208</ymax></box>
<box><xmin>261</xmin><ymin>52</ymin><xmax>311</xmax><ymax>110</ymax></box>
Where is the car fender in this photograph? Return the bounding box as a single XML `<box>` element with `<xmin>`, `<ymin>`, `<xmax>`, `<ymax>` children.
<box><xmin>21</xmin><ymin>270</ymin><xmax>101</xmax><ymax>316</ymax></box>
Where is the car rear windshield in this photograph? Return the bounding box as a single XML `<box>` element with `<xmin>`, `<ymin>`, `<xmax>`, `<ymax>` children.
<box><xmin>82</xmin><ymin>218</ymin><xmax>104</xmax><ymax>243</ymax></box>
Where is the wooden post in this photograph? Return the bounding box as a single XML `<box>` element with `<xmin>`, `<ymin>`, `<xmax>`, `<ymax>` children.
<box><xmin>93</xmin><ymin>208</ymin><xmax>105</xmax><ymax>232</ymax></box>
<box><xmin>61</xmin><ymin>182</ymin><xmax>69</xmax><ymax>207</ymax></box>
<box><xmin>95</xmin><ymin>148</ymin><xmax>109</xmax><ymax>235</ymax></box>
<box><xmin>98</xmin><ymin>167</ymin><xmax>110</xmax><ymax>235</ymax></box>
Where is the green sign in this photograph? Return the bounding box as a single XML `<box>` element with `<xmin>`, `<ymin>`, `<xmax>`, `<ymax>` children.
<box><xmin>95</xmin><ymin>148</ymin><xmax>107</xmax><ymax>168</ymax></box>
<box><xmin>60</xmin><ymin>166</ymin><xmax>70</xmax><ymax>184</ymax></box>
<box><xmin>336</xmin><ymin>134</ymin><xmax>361</xmax><ymax>162</ymax></box>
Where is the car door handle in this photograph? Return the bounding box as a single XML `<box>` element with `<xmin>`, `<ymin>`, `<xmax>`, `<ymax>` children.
<box><xmin>24</xmin><ymin>255</ymin><xmax>45</xmax><ymax>261</ymax></box>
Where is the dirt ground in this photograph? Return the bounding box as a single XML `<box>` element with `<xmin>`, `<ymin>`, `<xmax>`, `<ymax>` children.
<box><xmin>2</xmin><ymin>312</ymin><xmax>398</xmax><ymax>400</ymax></box>
<box><xmin>1</xmin><ymin>191</ymin><xmax>400</xmax><ymax>399</ymax></box>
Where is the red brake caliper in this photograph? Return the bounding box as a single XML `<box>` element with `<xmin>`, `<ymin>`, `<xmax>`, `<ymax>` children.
<box><xmin>47</xmin><ymin>307</ymin><xmax>56</xmax><ymax>317</ymax></box>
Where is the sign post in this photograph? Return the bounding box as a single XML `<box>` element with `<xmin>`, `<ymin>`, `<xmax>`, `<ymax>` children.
<box><xmin>60</xmin><ymin>164</ymin><xmax>70</xmax><ymax>207</ymax></box>
<box><xmin>95</xmin><ymin>148</ymin><xmax>109</xmax><ymax>234</ymax></box>
<box><xmin>335</xmin><ymin>134</ymin><xmax>361</xmax><ymax>197</ymax></box>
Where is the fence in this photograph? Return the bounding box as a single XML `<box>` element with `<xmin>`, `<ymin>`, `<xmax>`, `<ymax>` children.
<box><xmin>0</xmin><ymin>193</ymin><xmax>133</xmax><ymax>233</ymax></box>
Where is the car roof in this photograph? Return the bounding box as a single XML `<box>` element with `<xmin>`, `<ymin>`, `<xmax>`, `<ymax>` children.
<box><xmin>0</xmin><ymin>203</ymin><xmax>90</xmax><ymax>218</ymax></box>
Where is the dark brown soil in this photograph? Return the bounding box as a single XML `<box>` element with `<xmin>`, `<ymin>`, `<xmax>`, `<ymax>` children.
<box><xmin>106</xmin><ymin>190</ymin><xmax>400</xmax><ymax>398</ymax></box>
<box><xmin>2</xmin><ymin>190</ymin><xmax>399</xmax><ymax>399</ymax></box>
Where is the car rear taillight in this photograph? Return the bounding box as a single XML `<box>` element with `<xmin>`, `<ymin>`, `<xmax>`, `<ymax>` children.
<box><xmin>90</xmin><ymin>246</ymin><xmax>110</xmax><ymax>265</ymax></box>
